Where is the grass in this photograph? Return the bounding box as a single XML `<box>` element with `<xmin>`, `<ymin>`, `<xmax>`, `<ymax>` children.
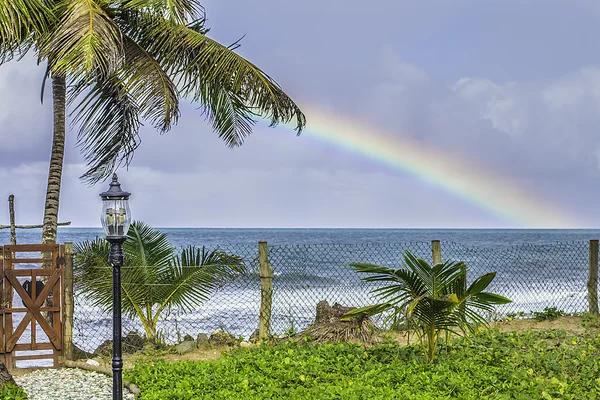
<box><xmin>127</xmin><ymin>328</ymin><xmax>600</xmax><ymax>399</ymax></box>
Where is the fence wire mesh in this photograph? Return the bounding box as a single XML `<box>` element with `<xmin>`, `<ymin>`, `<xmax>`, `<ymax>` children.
<box><xmin>72</xmin><ymin>240</ymin><xmax>596</xmax><ymax>355</ymax></box>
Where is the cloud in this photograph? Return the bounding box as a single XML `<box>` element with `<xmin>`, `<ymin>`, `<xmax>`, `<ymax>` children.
<box><xmin>0</xmin><ymin>56</ymin><xmax>52</xmax><ymax>157</ymax></box>
<box><xmin>2</xmin><ymin>2</ymin><xmax>600</xmax><ymax>228</ymax></box>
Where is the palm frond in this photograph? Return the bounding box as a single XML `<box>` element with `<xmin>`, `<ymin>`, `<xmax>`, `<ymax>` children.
<box><xmin>73</xmin><ymin>238</ymin><xmax>114</xmax><ymax>311</ymax></box>
<box><xmin>68</xmin><ymin>32</ymin><xmax>179</xmax><ymax>183</ymax></box>
<box><xmin>466</xmin><ymin>272</ymin><xmax>496</xmax><ymax>295</ymax></box>
<box><xmin>0</xmin><ymin>0</ymin><xmax>52</xmax><ymax>62</ymax></box>
<box><xmin>153</xmin><ymin>246</ymin><xmax>246</xmax><ymax>318</ymax></box>
<box><xmin>68</xmin><ymin>73</ymin><xmax>142</xmax><ymax>184</ymax></box>
<box><xmin>125</xmin><ymin>221</ymin><xmax>174</xmax><ymax>268</ymax></box>
<box><xmin>41</xmin><ymin>0</ymin><xmax>124</xmax><ymax>80</ymax></box>
<box><xmin>120</xmin><ymin>34</ymin><xmax>179</xmax><ymax>132</ymax></box>
<box><xmin>117</xmin><ymin>10</ymin><xmax>306</xmax><ymax>146</ymax></box>
<box><xmin>120</xmin><ymin>0</ymin><xmax>205</xmax><ymax>24</ymax></box>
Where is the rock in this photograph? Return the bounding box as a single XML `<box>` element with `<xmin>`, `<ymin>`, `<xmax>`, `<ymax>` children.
<box><xmin>122</xmin><ymin>331</ymin><xmax>146</xmax><ymax>353</ymax></box>
<box><xmin>209</xmin><ymin>330</ymin><xmax>237</xmax><ymax>347</ymax></box>
<box><xmin>196</xmin><ymin>333</ymin><xmax>210</xmax><ymax>349</ymax></box>
<box><xmin>183</xmin><ymin>334</ymin><xmax>194</xmax><ymax>342</ymax></box>
<box><xmin>93</xmin><ymin>340</ymin><xmax>112</xmax><ymax>357</ymax></box>
<box><xmin>72</xmin><ymin>344</ymin><xmax>93</xmax><ymax>360</ymax></box>
<box><xmin>249</xmin><ymin>328</ymin><xmax>260</xmax><ymax>343</ymax></box>
<box><xmin>239</xmin><ymin>341</ymin><xmax>252</xmax><ymax>348</ymax></box>
<box><xmin>93</xmin><ymin>331</ymin><xmax>149</xmax><ymax>357</ymax></box>
<box><xmin>86</xmin><ymin>359</ymin><xmax>100</xmax><ymax>366</ymax></box>
<box><xmin>175</xmin><ymin>340</ymin><xmax>197</xmax><ymax>355</ymax></box>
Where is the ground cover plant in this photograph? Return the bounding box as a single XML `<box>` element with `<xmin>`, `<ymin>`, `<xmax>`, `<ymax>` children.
<box><xmin>0</xmin><ymin>383</ymin><xmax>27</xmax><ymax>400</ymax></box>
<box><xmin>127</xmin><ymin>329</ymin><xmax>600</xmax><ymax>400</ymax></box>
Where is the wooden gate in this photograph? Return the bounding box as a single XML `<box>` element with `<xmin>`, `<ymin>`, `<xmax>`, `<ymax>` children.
<box><xmin>0</xmin><ymin>244</ymin><xmax>65</xmax><ymax>370</ymax></box>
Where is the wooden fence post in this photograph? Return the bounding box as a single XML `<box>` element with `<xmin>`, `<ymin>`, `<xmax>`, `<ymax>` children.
<box><xmin>7</xmin><ymin>196</ymin><xmax>15</xmax><ymax>245</ymax></box>
<box><xmin>431</xmin><ymin>240</ymin><xmax>442</xmax><ymax>265</ymax></box>
<box><xmin>588</xmin><ymin>240</ymin><xmax>599</xmax><ymax>316</ymax></box>
<box><xmin>258</xmin><ymin>241</ymin><xmax>274</xmax><ymax>340</ymax></box>
<box><xmin>63</xmin><ymin>243</ymin><xmax>74</xmax><ymax>361</ymax></box>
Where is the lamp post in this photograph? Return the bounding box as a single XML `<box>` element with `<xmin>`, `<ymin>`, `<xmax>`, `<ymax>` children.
<box><xmin>99</xmin><ymin>174</ymin><xmax>131</xmax><ymax>400</ymax></box>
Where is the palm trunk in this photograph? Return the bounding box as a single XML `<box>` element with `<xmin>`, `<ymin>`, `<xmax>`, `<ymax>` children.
<box><xmin>41</xmin><ymin>74</ymin><xmax>67</xmax><ymax>245</ymax></box>
<box><xmin>0</xmin><ymin>361</ymin><xmax>16</xmax><ymax>387</ymax></box>
<box><xmin>41</xmin><ymin>74</ymin><xmax>66</xmax><ymax>325</ymax></box>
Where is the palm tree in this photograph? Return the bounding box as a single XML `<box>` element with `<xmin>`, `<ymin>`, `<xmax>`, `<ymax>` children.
<box><xmin>0</xmin><ymin>1</ymin><xmax>306</xmax><ymax>244</ymax></box>
<box><xmin>343</xmin><ymin>251</ymin><xmax>511</xmax><ymax>362</ymax></box>
<box><xmin>74</xmin><ymin>221</ymin><xmax>246</xmax><ymax>342</ymax></box>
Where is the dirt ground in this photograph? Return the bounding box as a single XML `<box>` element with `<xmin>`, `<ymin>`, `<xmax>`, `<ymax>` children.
<box><xmin>53</xmin><ymin>316</ymin><xmax>599</xmax><ymax>371</ymax></box>
<box><xmin>490</xmin><ymin>316</ymin><xmax>591</xmax><ymax>334</ymax></box>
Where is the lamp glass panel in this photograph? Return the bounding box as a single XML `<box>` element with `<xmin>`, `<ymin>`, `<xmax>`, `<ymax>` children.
<box><xmin>101</xmin><ymin>199</ymin><xmax>131</xmax><ymax>237</ymax></box>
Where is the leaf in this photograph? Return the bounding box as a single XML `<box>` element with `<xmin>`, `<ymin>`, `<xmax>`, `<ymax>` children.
<box><xmin>466</xmin><ymin>272</ymin><xmax>496</xmax><ymax>295</ymax></box>
<box><xmin>472</xmin><ymin>292</ymin><xmax>512</xmax><ymax>305</ymax></box>
<box><xmin>341</xmin><ymin>303</ymin><xmax>393</xmax><ymax>320</ymax></box>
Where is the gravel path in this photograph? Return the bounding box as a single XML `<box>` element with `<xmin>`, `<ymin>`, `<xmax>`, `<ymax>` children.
<box><xmin>14</xmin><ymin>368</ymin><xmax>135</xmax><ymax>400</ymax></box>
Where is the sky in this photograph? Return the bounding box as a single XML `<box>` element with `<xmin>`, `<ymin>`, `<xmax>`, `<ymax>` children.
<box><xmin>1</xmin><ymin>0</ymin><xmax>600</xmax><ymax>228</ymax></box>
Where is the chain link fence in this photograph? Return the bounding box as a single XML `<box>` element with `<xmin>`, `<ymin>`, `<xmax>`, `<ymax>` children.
<box><xmin>72</xmin><ymin>240</ymin><xmax>597</xmax><ymax>355</ymax></box>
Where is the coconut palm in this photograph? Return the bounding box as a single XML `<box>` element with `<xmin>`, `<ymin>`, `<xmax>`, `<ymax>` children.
<box><xmin>74</xmin><ymin>221</ymin><xmax>246</xmax><ymax>342</ymax></box>
<box><xmin>0</xmin><ymin>1</ymin><xmax>306</xmax><ymax>244</ymax></box>
<box><xmin>343</xmin><ymin>251</ymin><xmax>511</xmax><ymax>362</ymax></box>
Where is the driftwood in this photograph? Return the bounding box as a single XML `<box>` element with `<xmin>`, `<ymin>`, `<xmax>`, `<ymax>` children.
<box><xmin>301</xmin><ymin>300</ymin><xmax>379</xmax><ymax>344</ymax></box>
<box><xmin>63</xmin><ymin>360</ymin><xmax>141</xmax><ymax>396</ymax></box>
<box><xmin>1</xmin><ymin>194</ymin><xmax>71</xmax><ymax>245</ymax></box>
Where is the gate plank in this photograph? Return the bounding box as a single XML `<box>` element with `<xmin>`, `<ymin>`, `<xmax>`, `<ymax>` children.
<box><xmin>3</xmin><ymin>244</ymin><xmax>58</xmax><ymax>252</ymax></box>
<box><xmin>4</xmin><ymin>271</ymin><xmax>61</xmax><ymax>351</ymax></box>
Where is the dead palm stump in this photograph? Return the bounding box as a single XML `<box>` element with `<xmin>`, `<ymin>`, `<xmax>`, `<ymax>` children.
<box><xmin>301</xmin><ymin>300</ymin><xmax>379</xmax><ymax>344</ymax></box>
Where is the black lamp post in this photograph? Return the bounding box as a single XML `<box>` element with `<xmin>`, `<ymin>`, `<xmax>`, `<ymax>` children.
<box><xmin>99</xmin><ymin>174</ymin><xmax>131</xmax><ymax>400</ymax></box>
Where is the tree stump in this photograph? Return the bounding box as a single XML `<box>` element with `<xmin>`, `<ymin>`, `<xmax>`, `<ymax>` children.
<box><xmin>302</xmin><ymin>300</ymin><xmax>379</xmax><ymax>344</ymax></box>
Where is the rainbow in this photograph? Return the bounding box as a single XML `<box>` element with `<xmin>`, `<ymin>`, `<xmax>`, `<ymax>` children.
<box><xmin>283</xmin><ymin>106</ymin><xmax>578</xmax><ymax>228</ymax></box>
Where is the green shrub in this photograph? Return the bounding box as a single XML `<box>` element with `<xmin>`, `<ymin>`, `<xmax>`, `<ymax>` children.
<box><xmin>343</xmin><ymin>251</ymin><xmax>511</xmax><ymax>362</ymax></box>
<box><xmin>127</xmin><ymin>330</ymin><xmax>600</xmax><ymax>400</ymax></box>
<box><xmin>0</xmin><ymin>383</ymin><xmax>27</xmax><ymax>400</ymax></box>
<box><xmin>532</xmin><ymin>307</ymin><xmax>566</xmax><ymax>321</ymax></box>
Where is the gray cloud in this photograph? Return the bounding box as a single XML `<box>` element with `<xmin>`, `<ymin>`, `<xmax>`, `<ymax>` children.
<box><xmin>1</xmin><ymin>1</ymin><xmax>600</xmax><ymax>228</ymax></box>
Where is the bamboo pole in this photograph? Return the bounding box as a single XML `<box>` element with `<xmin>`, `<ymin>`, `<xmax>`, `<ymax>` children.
<box><xmin>431</xmin><ymin>240</ymin><xmax>442</xmax><ymax>265</ymax></box>
<box><xmin>63</xmin><ymin>243</ymin><xmax>74</xmax><ymax>361</ymax></box>
<box><xmin>0</xmin><ymin>222</ymin><xmax>71</xmax><ymax>230</ymax></box>
<box><xmin>258</xmin><ymin>242</ymin><xmax>274</xmax><ymax>340</ymax></box>
<box><xmin>588</xmin><ymin>240</ymin><xmax>599</xmax><ymax>316</ymax></box>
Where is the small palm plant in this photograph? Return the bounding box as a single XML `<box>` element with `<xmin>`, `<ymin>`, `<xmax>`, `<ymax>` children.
<box><xmin>74</xmin><ymin>221</ymin><xmax>246</xmax><ymax>342</ymax></box>
<box><xmin>343</xmin><ymin>251</ymin><xmax>511</xmax><ymax>362</ymax></box>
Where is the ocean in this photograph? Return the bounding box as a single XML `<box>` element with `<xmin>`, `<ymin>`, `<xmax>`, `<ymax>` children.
<box><xmin>1</xmin><ymin>228</ymin><xmax>598</xmax><ymax>366</ymax></box>
<box><xmin>2</xmin><ymin>227</ymin><xmax>600</xmax><ymax>249</ymax></box>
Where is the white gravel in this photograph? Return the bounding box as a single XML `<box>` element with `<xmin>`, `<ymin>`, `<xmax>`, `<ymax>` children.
<box><xmin>14</xmin><ymin>368</ymin><xmax>135</xmax><ymax>400</ymax></box>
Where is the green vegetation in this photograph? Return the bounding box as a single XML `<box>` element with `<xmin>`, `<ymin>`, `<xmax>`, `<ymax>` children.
<box><xmin>74</xmin><ymin>221</ymin><xmax>245</xmax><ymax>342</ymax></box>
<box><xmin>532</xmin><ymin>307</ymin><xmax>567</xmax><ymax>321</ymax></box>
<box><xmin>127</xmin><ymin>329</ymin><xmax>600</xmax><ymax>400</ymax></box>
<box><xmin>343</xmin><ymin>251</ymin><xmax>511</xmax><ymax>362</ymax></box>
<box><xmin>0</xmin><ymin>383</ymin><xmax>27</xmax><ymax>400</ymax></box>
